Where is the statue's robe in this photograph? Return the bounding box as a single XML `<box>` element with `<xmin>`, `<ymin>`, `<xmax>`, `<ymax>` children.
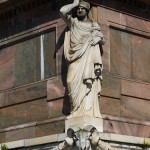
<box><xmin>64</xmin><ymin>18</ymin><xmax>104</xmax><ymax>118</ymax></box>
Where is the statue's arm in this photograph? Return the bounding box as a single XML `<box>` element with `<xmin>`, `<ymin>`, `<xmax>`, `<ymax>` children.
<box><xmin>90</xmin><ymin>22</ymin><xmax>105</xmax><ymax>46</ymax></box>
<box><xmin>60</xmin><ymin>0</ymin><xmax>80</xmax><ymax>26</ymax></box>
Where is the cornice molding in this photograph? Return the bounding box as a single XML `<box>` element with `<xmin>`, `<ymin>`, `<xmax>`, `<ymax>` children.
<box><xmin>0</xmin><ymin>0</ymin><xmax>149</xmax><ymax>21</ymax></box>
<box><xmin>0</xmin><ymin>0</ymin><xmax>51</xmax><ymax>21</ymax></box>
<box><xmin>90</xmin><ymin>0</ymin><xmax>150</xmax><ymax>20</ymax></box>
<box><xmin>90</xmin><ymin>0</ymin><xmax>150</xmax><ymax>9</ymax></box>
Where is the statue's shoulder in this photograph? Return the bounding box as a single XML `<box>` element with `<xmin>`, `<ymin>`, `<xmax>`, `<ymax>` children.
<box><xmin>92</xmin><ymin>22</ymin><xmax>100</xmax><ymax>28</ymax></box>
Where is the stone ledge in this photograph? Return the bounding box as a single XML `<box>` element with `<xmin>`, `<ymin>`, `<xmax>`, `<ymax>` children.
<box><xmin>0</xmin><ymin>115</ymin><xmax>150</xmax><ymax>133</ymax></box>
<box><xmin>0</xmin><ymin>133</ymin><xmax>150</xmax><ymax>150</ymax></box>
<box><xmin>99</xmin><ymin>133</ymin><xmax>144</xmax><ymax>144</ymax></box>
<box><xmin>0</xmin><ymin>133</ymin><xmax>66</xmax><ymax>150</ymax></box>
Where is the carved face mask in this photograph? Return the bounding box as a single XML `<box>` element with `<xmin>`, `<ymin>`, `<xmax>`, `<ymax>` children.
<box><xmin>76</xmin><ymin>6</ymin><xmax>88</xmax><ymax>18</ymax></box>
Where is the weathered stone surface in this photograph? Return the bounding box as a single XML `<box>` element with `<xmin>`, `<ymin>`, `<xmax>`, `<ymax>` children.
<box><xmin>101</xmin><ymin>73</ymin><xmax>121</xmax><ymax>98</ymax></box>
<box><xmin>109</xmin><ymin>27</ymin><xmax>150</xmax><ymax>83</ymax></box>
<box><xmin>97</xmin><ymin>7</ymin><xmax>150</xmax><ymax>33</ymax></box>
<box><xmin>0</xmin><ymin>47</ymin><xmax>15</xmax><ymax>91</ymax></box>
<box><xmin>104</xmin><ymin>119</ymin><xmax>135</xmax><ymax>136</ymax></box>
<box><xmin>132</xmin><ymin>35</ymin><xmax>150</xmax><ymax>83</ymax></box>
<box><xmin>110</xmin><ymin>28</ymin><xmax>132</xmax><ymax>78</ymax></box>
<box><xmin>121</xmin><ymin>79</ymin><xmax>150</xmax><ymax>100</ymax></box>
<box><xmin>0</xmin><ymin>98</ymin><xmax>49</xmax><ymax>129</ymax></box>
<box><xmin>134</xmin><ymin>124</ymin><xmax>150</xmax><ymax>138</ymax></box>
<box><xmin>101</xmin><ymin>25</ymin><xmax>110</xmax><ymax>71</ymax></box>
<box><xmin>97</xmin><ymin>7</ymin><xmax>107</xmax><ymax>25</ymax></box>
<box><xmin>121</xmin><ymin>96</ymin><xmax>150</xmax><ymax>121</ymax></box>
<box><xmin>47</xmin><ymin>98</ymin><xmax>68</xmax><ymax>118</ymax></box>
<box><xmin>104</xmin><ymin>119</ymin><xmax>150</xmax><ymax>137</ymax></box>
<box><xmin>100</xmin><ymin>96</ymin><xmax>121</xmax><ymax>116</ymax></box>
<box><xmin>0</xmin><ymin>92</ymin><xmax>5</xmax><ymax>107</ymax></box>
<box><xmin>97</xmin><ymin>6</ymin><xmax>150</xmax><ymax>84</ymax></box>
<box><xmin>36</xmin><ymin>121</ymin><xmax>65</xmax><ymax>137</ymax></box>
<box><xmin>0</xmin><ymin>81</ymin><xmax>47</xmax><ymax>108</ymax></box>
<box><xmin>0</xmin><ymin>132</ymin><xmax>5</xmax><ymax>143</ymax></box>
<box><xmin>47</xmin><ymin>98</ymin><xmax>63</xmax><ymax>118</ymax></box>
<box><xmin>126</xmin><ymin>15</ymin><xmax>150</xmax><ymax>33</ymax></box>
<box><xmin>47</xmin><ymin>77</ymin><xmax>66</xmax><ymax>100</ymax></box>
<box><xmin>5</xmin><ymin>126</ymin><xmax>36</xmax><ymax>143</ymax></box>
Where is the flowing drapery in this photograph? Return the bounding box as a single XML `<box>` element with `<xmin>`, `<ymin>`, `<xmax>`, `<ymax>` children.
<box><xmin>64</xmin><ymin>18</ymin><xmax>104</xmax><ymax>118</ymax></box>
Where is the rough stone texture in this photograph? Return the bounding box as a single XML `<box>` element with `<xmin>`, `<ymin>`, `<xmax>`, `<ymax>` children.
<box><xmin>132</xmin><ymin>35</ymin><xmax>150</xmax><ymax>82</ymax></box>
<box><xmin>0</xmin><ymin>98</ymin><xmax>49</xmax><ymax>129</ymax></box>
<box><xmin>0</xmin><ymin>132</ymin><xmax>5</xmax><ymax>143</ymax></box>
<box><xmin>121</xmin><ymin>79</ymin><xmax>150</xmax><ymax>100</ymax></box>
<box><xmin>104</xmin><ymin>119</ymin><xmax>150</xmax><ymax>138</ymax></box>
<box><xmin>101</xmin><ymin>72</ymin><xmax>121</xmax><ymax>99</ymax></box>
<box><xmin>47</xmin><ymin>97</ymin><xmax>70</xmax><ymax>117</ymax></box>
<box><xmin>110</xmin><ymin>28</ymin><xmax>132</xmax><ymax>78</ymax></box>
<box><xmin>100</xmin><ymin>96</ymin><xmax>121</xmax><ymax>116</ymax></box>
<box><xmin>36</xmin><ymin>121</ymin><xmax>65</xmax><ymax>137</ymax></box>
<box><xmin>120</xmin><ymin>96</ymin><xmax>150</xmax><ymax>121</ymax></box>
<box><xmin>0</xmin><ymin>81</ymin><xmax>47</xmax><ymax>108</ymax></box>
<box><xmin>47</xmin><ymin>98</ymin><xmax>64</xmax><ymax>118</ymax></box>
<box><xmin>97</xmin><ymin>6</ymin><xmax>150</xmax><ymax>75</ymax></box>
<box><xmin>0</xmin><ymin>92</ymin><xmax>5</xmax><ymax>107</ymax></box>
<box><xmin>47</xmin><ymin>77</ymin><xmax>66</xmax><ymax>101</ymax></box>
<box><xmin>5</xmin><ymin>126</ymin><xmax>36</xmax><ymax>143</ymax></box>
<box><xmin>0</xmin><ymin>47</ymin><xmax>15</xmax><ymax>91</ymax></box>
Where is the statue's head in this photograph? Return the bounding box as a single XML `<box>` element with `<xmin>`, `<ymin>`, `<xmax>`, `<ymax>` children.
<box><xmin>76</xmin><ymin>1</ymin><xmax>90</xmax><ymax>20</ymax></box>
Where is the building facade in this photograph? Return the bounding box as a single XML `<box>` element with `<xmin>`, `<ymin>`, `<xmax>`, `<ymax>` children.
<box><xmin>0</xmin><ymin>0</ymin><xmax>150</xmax><ymax>149</ymax></box>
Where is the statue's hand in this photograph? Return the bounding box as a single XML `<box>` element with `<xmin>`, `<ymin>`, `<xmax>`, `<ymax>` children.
<box><xmin>90</xmin><ymin>37</ymin><xmax>101</xmax><ymax>46</ymax></box>
<box><xmin>74</xmin><ymin>0</ymin><xmax>80</xmax><ymax>5</ymax></box>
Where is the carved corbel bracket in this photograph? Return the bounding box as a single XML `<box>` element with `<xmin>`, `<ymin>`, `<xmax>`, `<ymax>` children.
<box><xmin>57</xmin><ymin>125</ymin><xmax>114</xmax><ymax>150</ymax></box>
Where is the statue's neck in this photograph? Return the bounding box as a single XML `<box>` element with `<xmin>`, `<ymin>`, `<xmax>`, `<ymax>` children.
<box><xmin>78</xmin><ymin>16</ymin><xmax>88</xmax><ymax>22</ymax></box>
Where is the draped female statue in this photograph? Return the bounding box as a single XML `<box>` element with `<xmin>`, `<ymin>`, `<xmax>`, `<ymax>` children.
<box><xmin>60</xmin><ymin>0</ymin><xmax>105</xmax><ymax>119</ymax></box>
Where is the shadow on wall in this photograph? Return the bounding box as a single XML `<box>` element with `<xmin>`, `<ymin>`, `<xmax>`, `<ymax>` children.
<box><xmin>55</xmin><ymin>26</ymin><xmax>71</xmax><ymax>116</ymax></box>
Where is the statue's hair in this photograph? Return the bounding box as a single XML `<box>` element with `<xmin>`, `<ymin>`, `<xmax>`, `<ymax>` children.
<box><xmin>79</xmin><ymin>1</ymin><xmax>90</xmax><ymax>11</ymax></box>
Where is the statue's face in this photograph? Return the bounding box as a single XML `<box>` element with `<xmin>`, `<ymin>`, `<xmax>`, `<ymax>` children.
<box><xmin>76</xmin><ymin>6</ymin><xmax>88</xmax><ymax>18</ymax></box>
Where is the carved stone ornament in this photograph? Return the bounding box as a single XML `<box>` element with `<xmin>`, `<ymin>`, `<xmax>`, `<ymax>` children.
<box><xmin>57</xmin><ymin>126</ymin><xmax>114</xmax><ymax>150</ymax></box>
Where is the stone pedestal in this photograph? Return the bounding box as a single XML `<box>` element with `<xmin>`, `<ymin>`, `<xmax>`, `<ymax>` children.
<box><xmin>65</xmin><ymin>116</ymin><xmax>103</xmax><ymax>133</ymax></box>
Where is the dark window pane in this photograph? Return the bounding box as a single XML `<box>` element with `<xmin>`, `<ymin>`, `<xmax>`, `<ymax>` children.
<box><xmin>13</xmin><ymin>29</ymin><xmax>56</xmax><ymax>87</ymax></box>
<box><xmin>15</xmin><ymin>38</ymin><xmax>37</xmax><ymax>86</ymax></box>
<box><xmin>43</xmin><ymin>30</ymin><xmax>56</xmax><ymax>79</ymax></box>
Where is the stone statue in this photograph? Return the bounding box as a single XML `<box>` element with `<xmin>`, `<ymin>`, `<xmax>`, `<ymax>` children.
<box><xmin>60</xmin><ymin>0</ymin><xmax>105</xmax><ymax>119</ymax></box>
